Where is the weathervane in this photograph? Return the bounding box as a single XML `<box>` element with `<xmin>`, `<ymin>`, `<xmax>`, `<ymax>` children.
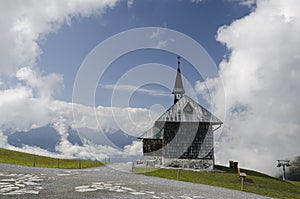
<box><xmin>277</xmin><ymin>160</ymin><xmax>291</xmax><ymax>180</ymax></box>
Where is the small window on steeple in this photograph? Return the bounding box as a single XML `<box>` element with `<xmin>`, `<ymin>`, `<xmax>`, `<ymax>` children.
<box><xmin>183</xmin><ymin>102</ymin><xmax>193</xmax><ymax>114</ymax></box>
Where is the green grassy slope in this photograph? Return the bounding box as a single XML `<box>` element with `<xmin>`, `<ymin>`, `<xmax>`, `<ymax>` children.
<box><xmin>0</xmin><ymin>148</ymin><xmax>104</xmax><ymax>169</ymax></box>
<box><xmin>133</xmin><ymin>165</ymin><xmax>300</xmax><ymax>199</ymax></box>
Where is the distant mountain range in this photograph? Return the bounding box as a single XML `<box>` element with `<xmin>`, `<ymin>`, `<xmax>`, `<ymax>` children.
<box><xmin>6</xmin><ymin>125</ymin><xmax>137</xmax><ymax>153</ymax></box>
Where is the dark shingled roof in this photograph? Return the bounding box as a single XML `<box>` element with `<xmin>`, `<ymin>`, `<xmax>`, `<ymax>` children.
<box><xmin>139</xmin><ymin>95</ymin><xmax>223</xmax><ymax>139</ymax></box>
<box><xmin>138</xmin><ymin>126</ymin><xmax>164</xmax><ymax>139</ymax></box>
<box><xmin>156</xmin><ymin>95</ymin><xmax>222</xmax><ymax>124</ymax></box>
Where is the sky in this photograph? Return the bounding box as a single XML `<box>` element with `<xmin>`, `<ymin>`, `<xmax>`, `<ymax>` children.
<box><xmin>37</xmin><ymin>0</ymin><xmax>250</xmax><ymax>107</ymax></box>
<box><xmin>0</xmin><ymin>0</ymin><xmax>300</xmax><ymax>175</ymax></box>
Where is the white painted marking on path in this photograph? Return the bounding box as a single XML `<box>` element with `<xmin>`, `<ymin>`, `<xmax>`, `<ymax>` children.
<box><xmin>0</xmin><ymin>173</ymin><xmax>44</xmax><ymax>195</ymax></box>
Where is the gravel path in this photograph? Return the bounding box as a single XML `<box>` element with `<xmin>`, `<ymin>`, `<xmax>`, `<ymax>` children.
<box><xmin>0</xmin><ymin>163</ymin><xmax>274</xmax><ymax>199</ymax></box>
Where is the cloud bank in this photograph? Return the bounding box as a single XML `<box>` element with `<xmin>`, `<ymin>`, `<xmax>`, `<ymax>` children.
<box><xmin>0</xmin><ymin>66</ymin><xmax>152</xmax><ymax>160</ymax></box>
<box><xmin>197</xmin><ymin>0</ymin><xmax>300</xmax><ymax>174</ymax></box>
<box><xmin>0</xmin><ymin>0</ymin><xmax>119</xmax><ymax>74</ymax></box>
<box><xmin>0</xmin><ymin>0</ymin><xmax>149</xmax><ymax>162</ymax></box>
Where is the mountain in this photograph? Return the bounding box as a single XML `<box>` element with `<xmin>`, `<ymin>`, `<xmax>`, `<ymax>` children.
<box><xmin>7</xmin><ymin>125</ymin><xmax>61</xmax><ymax>152</ymax></box>
<box><xmin>7</xmin><ymin>125</ymin><xmax>136</xmax><ymax>153</ymax></box>
<box><xmin>76</xmin><ymin>127</ymin><xmax>114</xmax><ymax>146</ymax></box>
<box><xmin>104</xmin><ymin>130</ymin><xmax>137</xmax><ymax>149</ymax></box>
<box><xmin>66</xmin><ymin>127</ymin><xmax>84</xmax><ymax>146</ymax></box>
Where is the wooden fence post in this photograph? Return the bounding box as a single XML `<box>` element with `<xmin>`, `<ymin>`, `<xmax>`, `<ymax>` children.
<box><xmin>177</xmin><ymin>169</ymin><xmax>181</xmax><ymax>180</ymax></box>
<box><xmin>241</xmin><ymin>177</ymin><xmax>244</xmax><ymax>191</ymax></box>
<box><xmin>78</xmin><ymin>160</ymin><xmax>82</xmax><ymax>169</ymax></box>
<box><xmin>239</xmin><ymin>173</ymin><xmax>247</xmax><ymax>191</ymax></box>
<box><xmin>131</xmin><ymin>162</ymin><xmax>134</xmax><ymax>172</ymax></box>
<box><xmin>144</xmin><ymin>162</ymin><xmax>148</xmax><ymax>175</ymax></box>
<box><xmin>33</xmin><ymin>156</ymin><xmax>36</xmax><ymax>167</ymax></box>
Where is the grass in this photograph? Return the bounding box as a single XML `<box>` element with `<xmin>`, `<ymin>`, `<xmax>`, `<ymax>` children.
<box><xmin>0</xmin><ymin>148</ymin><xmax>104</xmax><ymax>169</ymax></box>
<box><xmin>133</xmin><ymin>165</ymin><xmax>300</xmax><ymax>199</ymax></box>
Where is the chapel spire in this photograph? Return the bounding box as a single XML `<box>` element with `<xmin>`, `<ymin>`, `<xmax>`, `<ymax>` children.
<box><xmin>172</xmin><ymin>56</ymin><xmax>185</xmax><ymax>104</ymax></box>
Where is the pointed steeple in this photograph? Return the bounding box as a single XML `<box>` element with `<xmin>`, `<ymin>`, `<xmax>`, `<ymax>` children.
<box><xmin>172</xmin><ymin>56</ymin><xmax>185</xmax><ymax>104</ymax></box>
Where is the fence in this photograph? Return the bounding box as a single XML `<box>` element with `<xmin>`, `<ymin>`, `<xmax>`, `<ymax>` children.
<box><xmin>0</xmin><ymin>153</ymin><xmax>102</xmax><ymax>169</ymax></box>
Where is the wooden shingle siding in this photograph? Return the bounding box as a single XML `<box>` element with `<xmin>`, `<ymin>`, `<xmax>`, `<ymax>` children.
<box><xmin>161</xmin><ymin>122</ymin><xmax>213</xmax><ymax>159</ymax></box>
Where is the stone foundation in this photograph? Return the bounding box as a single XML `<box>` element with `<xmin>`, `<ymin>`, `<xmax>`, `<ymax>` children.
<box><xmin>143</xmin><ymin>156</ymin><xmax>162</xmax><ymax>166</ymax></box>
<box><xmin>142</xmin><ymin>156</ymin><xmax>214</xmax><ymax>170</ymax></box>
<box><xmin>162</xmin><ymin>158</ymin><xmax>213</xmax><ymax>169</ymax></box>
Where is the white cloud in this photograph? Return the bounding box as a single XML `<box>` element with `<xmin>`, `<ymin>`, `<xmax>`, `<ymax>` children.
<box><xmin>238</xmin><ymin>0</ymin><xmax>257</xmax><ymax>8</ymax></box>
<box><xmin>0</xmin><ymin>0</ymin><xmax>152</xmax><ymax>163</ymax></box>
<box><xmin>0</xmin><ymin>87</ymin><xmax>51</xmax><ymax>131</ymax></box>
<box><xmin>0</xmin><ymin>93</ymin><xmax>155</xmax><ymax>160</ymax></box>
<box><xmin>54</xmin><ymin>138</ymin><xmax>119</xmax><ymax>161</ymax></box>
<box><xmin>0</xmin><ymin>72</ymin><xmax>154</xmax><ymax>159</ymax></box>
<box><xmin>0</xmin><ymin>131</ymin><xmax>9</xmax><ymax>148</ymax></box>
<box><xmin>0</xmin><ymin>0</ymin><xmax>119</xmax><ymax>74</ymax></box>
<box><xmin>148</xmin><ymin>28</ymin><xmax>172</xmax><ymax>49</ymax></box>
<box><xmin>50</xmin><ymin>99</ymin><xmax>157</xmax><ymax>136</ymax></box>
<box><xmin>191</xmin><ymin>0</ymin><xmax>206</xmax><ymax>3</ymax></box>
<box><xmin>124</xmin><ymin>141</ymin><xmax>142</xmax><ymax>156</ymax></box>
<box><xmin>0</xmin><ymin>0</ymin><xmax>144</xmax><ymax>161</ymax></box>
<box><xmin>197</xmin><ymin>0</ymin><xmax>300</xmax><ymax>174</ymax></box>
<box><xmin>150</xmin><ymin>28</ymin><xmax>161</xmax><ymax>39</ymax></box>
<box><xmin>10</xmin><ymin>145</ymin><xmax>67</xmax><ymax>159</ymax></box>
<box><xmin>49</xmin><ymin>110</ymin><xmax>144</xmax><ymax>160</ymax></box>
<box><xmin>6</xmin><ymin>139</ymin><xmax>128</xmax><ymax>161</ymax></box>
<box><xmin>100</xmin><ymin>84</ymin><xmax>171</xmax><ymax>97</ymax></box>
<box><xmin>127</xmin><ymin>0</ymin><xmax>134</xmax><ymax>8</ymax></box>
<box><xmin>155</xmin><ymin>40</ymin><xmax>168</xmax><ymax>49</ymax></box>
<box><xmin>16</xmin><ymin>67</ymin><xmax>63</xmax><ymax>98</ymax></box>
<box><xmin>0</xmin><ymin>66</ymin><xmax>65</xmax><ymax>131</ymax></box>
<box><xmin>0</xmin><ymin>66</ymin><xmax>151</xmax><ymax>160</ymax></box>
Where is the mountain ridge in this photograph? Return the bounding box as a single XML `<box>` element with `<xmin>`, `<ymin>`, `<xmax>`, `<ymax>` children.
<box><xmin>7</xmin><ymin>124</ymin><xmax>137</xmax><ymax>154</ymax></box>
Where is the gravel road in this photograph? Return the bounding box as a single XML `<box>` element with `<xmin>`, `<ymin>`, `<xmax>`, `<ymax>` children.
<box><xmin>0</xmin><ymin>162</ymin><xmax>274</xmax><ymax>199</ymax></box>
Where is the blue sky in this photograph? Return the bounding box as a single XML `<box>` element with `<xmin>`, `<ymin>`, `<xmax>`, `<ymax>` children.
<box><xmin>37</xmin><ymin>0</ymin><xmax>251</xmax><ymax>108</ymax></box>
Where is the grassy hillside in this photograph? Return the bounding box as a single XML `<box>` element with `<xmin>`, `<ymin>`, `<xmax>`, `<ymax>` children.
<box><xmin>133</xmin><ymin>165</ymin><xmax>300</xmax><ymax>199</ymax></box>
<box><xmin>0</xmin><ymin>148</ymin><xmax>104</xmax><ymax>169</ymax></box>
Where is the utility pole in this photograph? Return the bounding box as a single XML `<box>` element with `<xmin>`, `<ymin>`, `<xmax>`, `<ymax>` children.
<box><xmin>277</xmin><ymin>160</ymin><xmax>291</xmax><ymax>180</ymax></box>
